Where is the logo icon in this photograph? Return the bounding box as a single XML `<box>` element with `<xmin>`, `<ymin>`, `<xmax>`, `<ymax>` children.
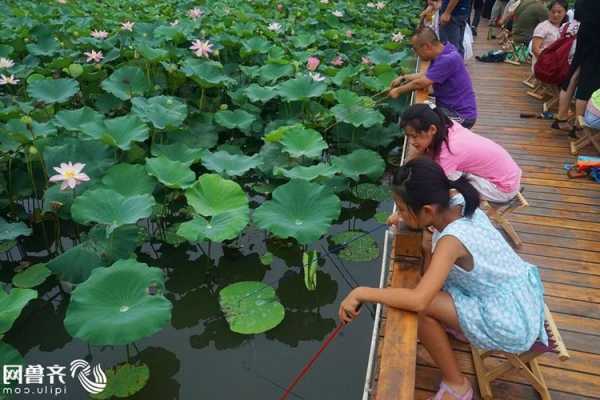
<box><xmin>69</xmin><ymin>360</ymin><xmax>107</xmax><ymax>394</ymax></box>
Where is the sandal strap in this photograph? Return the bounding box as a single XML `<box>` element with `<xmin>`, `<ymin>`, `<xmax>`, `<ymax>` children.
<box><xmin>433</xmin><ymin>382</ymin><xmax>473</xmax><ymax>400</ymax></box>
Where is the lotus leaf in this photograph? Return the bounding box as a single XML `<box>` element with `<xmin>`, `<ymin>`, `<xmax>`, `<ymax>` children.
<box><xmin>53</xmin><ymin>107</ymin><xmax>105</xmax><ymax>131</ymax></box>
<box><xmin>90</xmin><ymin>363</ymin><xmax>150</xmax><ymax>400</ymax></box>
<box><xmin>27</xmin><ymin>78</ymin><xmax>80</xmax><ymax>104</ymax></box>
<box><xmin>101</xmin><ymin>164</ymin><xmax>156</xmax><ymax>196</ymax></box>
<box><xmin>184</xmin><ymin>174</ymin><xmax>248</xmax><ymax>216</ymax></box>
<box><xmin>277</xmin><ymin>76</ymin><xmax>327</xmax><ymax>102</ymax></box>
<box><xmin>101</xmin><ymin>66</ymin><xmax>150</xmax><ymax>100</ymax></box>
<box><xmin>0</xmin><ymin>217</ymin><xmax>31</xmax><ymax>241</ymax></box>
<box><xmin>84</xmin><ymin>224</ymin><xmax>145</xmax><ymax>263</ymax></box>
<box><xmin>132</xmin><ymin>96</ymin><xmax>188</xmax><ymax>129</ymax></box>
<box><xmin>0</xmin><ymin>287</ymin><xmax>38</xmax><ymax>335</ymax></box>
<box><xmin>354</xmin><ymin>183</ymin><xmax>391</xmax><ymax>201</ymax></box>
<box><xmin>151</xmin><ymin>143</ymin><xmax>203</xmax><ymax>165</ymax></box>
<box><xmin>12</xmin><ymin>263</ymin><xmax>51</xmax><ymax>289</ymax></box>
<box><xmin>332</xmin><ymin>66</ymin><xmax>360</xmax><ymax>87</ymax></box>
<box><xmin>71</xmin><ymin>188</ymin><xmax>155</xmax><ymax>235</ymax></box>
<box><xmin>43</xmin><ymin>138</ymin><xmax>115</xmax><ymax>179</ymax></box>
<box><xmin>277</xmin><ymin>125</ymin><xmax>328</xmax><ymax>159</ymax></box>
<box><xmin>180</xmin><ymin>58</ymin><xmax>235</xmax><ymax>88</ymax></box>
<box><xmin>219</xmin><ymin>281</ymin><xmax>285</xmax><ymax>334</ymax></box>
<box><xmin>258</xmin><ymin>63</ymin><xmax>294</xmax><ymax>83</ymax></box>
<box><xmin>275</xmin><ymin>163</ymin><xmax>338</xmax><ymax>181</ymax></box>
<box><xmin>145</xmin><ymin>156</ymin><xmax>196</xmax><ymax>189</ymax></box>
<box><xmin>201</xmin><ymin>150</ymin><xmax>261</xmax><ymax>177</ymax></box>
<box><xmin>81</xmin><ymin>114</ymin><xmax>150</xmax><ymax>150</ymax></box>
<box><xmin>64</xmin><ymin>259</ymin><xmax>172</xmax><ymax>345</ymax></box>
<box><xmin>214</xmin><ymin>109</ymin><xmax>257</xmax><ymax>131</ymax></box>
<box><xmin>331</xmin><ymin>90</ymin><xmax>385</xmax><ymax>128</ymax></box>
<box><xmin>25</xmin><ymin>36</ymin><xmax>60</xmax><ymax>56</ymax></box>
<box><xmin>0</xmin><ymin>342</ymin><xmax>23</xmax><ymax>398</ymax></box>
<box><xmin>332</xmin><ymin>149</ymin><xmax>385</xmax><ymax>181</ymax></box>
<box><xmin>253</xmin><ymin>180</ymin><xmax>341</xmax><ymax>244</ymax></box>
<box><xmin>244</xmin><ymin>84</ymin><xmax>277</xmax><ymax>103</ymax></box>
<box><xmin>241</xmin><ymin>37</ymin><xmax>272</xmax><ymax>56</ymax></box>
<box><xmin>367</xmin><ymin>48</ymin><xmax>406</xmax><ymax>65</ymax></box>
<box><xmin>330</xmin><ymin>231</ymin><xmax>379</xmax><ymax>262</ymax></box>
<box><xmin>303</xmin><ymin>250</ymin><xmax>319</xmax><ymax>291</ymax></box>
<box><xmin>177</xmin><ymin>208</ymin><xmax>249</xmax><ymax>242</ymax></box>
<box><xmin>260</xmin><ymin>252</ymin><xmax>274</xmax><ymax>266</ymax></box>
<box><xmin>47</xmin><ymin>243</ymin><xmax>105</xmax><ymax>283</ymax></box>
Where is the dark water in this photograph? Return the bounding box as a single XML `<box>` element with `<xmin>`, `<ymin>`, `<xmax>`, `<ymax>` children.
<box><xmin>2</xmin><ymin>197</ymin><xmax>394</xmax><ymax>400</ymax></box>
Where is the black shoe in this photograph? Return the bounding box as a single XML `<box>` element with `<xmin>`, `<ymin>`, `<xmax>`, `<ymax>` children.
<box><xmin>472</xmin><ymin>29</ymin><xmax>478</xmax><ymax>36</ymax></box>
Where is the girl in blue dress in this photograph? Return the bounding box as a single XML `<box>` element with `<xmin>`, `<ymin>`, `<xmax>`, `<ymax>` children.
<box><xmin>339</xmin><ymin>157</ymin><xmax>547</xmax><ymax>400</ymax></box>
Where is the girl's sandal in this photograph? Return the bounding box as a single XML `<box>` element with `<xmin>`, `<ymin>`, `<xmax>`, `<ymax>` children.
<box><xmin>429</xmin><ymin>382</ymin><xmax>473</xmax><ymax>400</ymax></box>
<box><xmin>551</xmin><ymin>119</ymin><xmax>572</xmax><ymax>132</ymax></box>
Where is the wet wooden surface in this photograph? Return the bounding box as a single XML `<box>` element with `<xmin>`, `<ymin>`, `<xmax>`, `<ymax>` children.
<box><xmin>376</xmin><ymin>27</ymin><xmax>600</xmax><ymax>400</ymax></box>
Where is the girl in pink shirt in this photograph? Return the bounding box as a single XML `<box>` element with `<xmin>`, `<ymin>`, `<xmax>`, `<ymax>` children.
<box><xmin>400</xmin><ymin>104</ymin><xmax>522</xmax><ymax>202</ymax></box>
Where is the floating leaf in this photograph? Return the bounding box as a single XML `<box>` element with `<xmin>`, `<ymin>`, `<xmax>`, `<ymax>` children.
<box><xmin>0</xmin><ymin>217</ymin><xmax>31</xmax><ymax>241</ymax></box>
<box><xmin>303</xmin><ymin>250</ymin><xmax>319</xmax><ymax>291</ymax></box>
<box><xmin>244</xmin><ymin>84</ymin><xmax>277</xmax><ymax>103</ymax></box>
<box><xmin>260</xmin><ymin>252</ymin><xmax>274</xmax><ymax>266</ymax></box>
<box><xmin>43</xmin><ymin>138</ymin><xmax>115</xmax><ymax>179</ymax></box>
<box><xmin>181</xmin><ymin>58</ymin><xmax>235</xmax><ymax>88</ymax></box>
<box><xmin>367</xmin><ymin>48</ymin><xmax>406</xmax><ymax>65</ymax></box>
<box><xmin>374</xmin><ymin>212</ymin><xmax>389</xmax><ymax>224</ymax></box>
<box><xmin>65</xmin><ymin>259</ymin><xmax>172</xmax><ymax>345</ymax></box>
<box><xmin>201</xmin><ymin>150</ymin><xmax>261</xmax><ymax>177</ymax></box>
<box><xmin>184</xmin><ymin>174</ymin><xmax>248</xmax><ymax>216</ymax></box>
<box><xmin>219</xmin><ymin>281</ymin><xmax>285</xmax><ymax>334</ymax></box>
<box><xmin>275</xmin><ymin>163</ymin><xmax>338</xmax><ymax>181</ymax></box>
<box><xmin>47</xmin><ymin>242</ymin><xmax>105</xmax><ymax>284</ymax></box>
<box><xmin>101</xmin><ymin>164</ymin><xmax>156</xmax><ymax>196</ymax></box>
<box><xmin>81</xmin><ymin>114</ymin><xmax>149</xmax><ymax>150</ymax></box>
<box><xmin>354</xmin><ymin>183</ymin><xmax>391</xmax><ymax>201</ymax></box>
<box><xmin>277</xmin><ymin>76</ymin><xmax>327</xmax><ymax>102</ymax></box>
<box><xmin>258</xmin><ymin>63</ymin><xmax>294</xmax><ymax>83</ymax></box>
<box><xmin>279</xmin><ymin>125</ymin><xmax>328</xmax><ymax>158</ymax></box>
<box><xmin>331</xmin><ymin>90</ymin><xmax>385</xmax><ymax>128</ymax></box>
<box><xmin>12</xmin><ymin>264</ymin><xmax>51</xmax><ymax>289</ymax></box>
<box><xmin>54</xmin><ymin>107</ymin><xmax>105</xmax><ymax>131</ymax></box>
<box><xmin>214</xmin><ymin>109</ymin><xmax>257</xmax><ymax>131</ymax></box>
<box><xmin>330</xmin><ymin>231</ymin><xmax>379</xmax><ymax>262</ymax></box>
<box><xmin>253</xmin><ymin>180</ymin><xmax>341</xmax><ymax>244</ymax></box>
<box><xmin>332</xmin><ymin>149</ymin><xmax>385</xmax><ymax>181</ymax></box>
<box><xmin>0</xmin><ymin>342</ymin><xmax>24</xmax><ymax>397</ymax></box>
<box><xmin>71</xmin><ymin>188</ymin><xmax>155</xmax><ymax>235</ymax></box>
<box><xmin>101</xmin><ymin>66</ymin><xmax>150</xmax><ymax>100</ymax></box>
<box><xmin>177</xmin><ymin>209</ymin><xmax>249</xmax><ymax>243</ymax></box>
<box><xmin>0</xmin><ymin>288</ymin><xmax>38</xmax><ymax>335</ymax></box>
<box><xmin>151</xmin><ymin>143</ymin><xmax>203</xmax><ymax>165</ymax></box>
<box><xmin>145</xmin><ymin>156</ymin><xmax>196</xmax><ymax>189</ymax></box>
<box><xmin>25</xmin><ymin>36</ymin><xmax>60</xmax><ymax>56</ymax></box>
<box><xmin>27</xmin><ymin>78</ymin><xmax>80</xmax><ymax>104</ymax></box>
<box><xmin>132</xmin><ymin>96</ymin><xmax>188</xmax><ymax>129</ymax></box>
<box><xmin>91</xmin><ymin>363</ymin><xmax>150</xmax><ymax>400</ymax></box>
<box><xmin>241</xmin><ymin>37</ymin><xmax>273</xmax><ymax>56</ymax></box>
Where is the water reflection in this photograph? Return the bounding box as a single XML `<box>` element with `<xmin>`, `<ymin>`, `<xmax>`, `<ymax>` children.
<box><xmin>130</xmin><ymin>347</ymin><xmax>180</xmax><ymax>400</ymax></box>
<box><xmin>190</xmin><ymin>318</ymin><xmax>247</xmax><ymax>350</ymax></box>
<box><xmin>266</xmin><ymin>310</ymin><xmax>336</xmax><ymax>347</ymax></box>
<box><xmin>169</xmin><ymin>287</ymin><xmax>219</xmax><ymax>330</ymax></box>
<box><xmin>276</xmin><ymin>270</ymin><xmax>338</xmax><ymax>310</ymax></box>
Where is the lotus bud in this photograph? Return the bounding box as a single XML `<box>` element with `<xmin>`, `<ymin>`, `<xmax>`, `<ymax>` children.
<box><xmin>154</xmin><ymin>84</ymin><xmax>161</xmax><ymax>91</ymax></box>
<box><xmin>277</xmin><ymin>4</ymin><xmax>284</xmax><ymax>11</ymax></box>
<box><xmin>220</xmin><ymin>104</ymin><xmax>229</xmax><ymax>110</ymax></box>
<box><xmin>28</xmin><ymin>145</ymin><xmax>38</xmax><ymax>156</ymax></box>
<box><xmin>213</xmin><ymin>49</ymin><xmax>220</xmax><ymax>57</ymax></box>
<box><xmin>20</xmin><ymin>115</ymin><xmax>33</xmax><ymax>126</ymax></box>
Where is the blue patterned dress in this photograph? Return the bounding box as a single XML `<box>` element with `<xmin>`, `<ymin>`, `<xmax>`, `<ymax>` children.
<box><xmin>432</xmin><ymin>199</ymin><xmax>548</xmax><ymax>353</ymax></box>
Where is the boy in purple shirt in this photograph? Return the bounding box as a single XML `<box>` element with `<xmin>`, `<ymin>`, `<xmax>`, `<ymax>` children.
<box><xmin>390</xmin><ymin>27</ymin><xmax>478</xmax><ymax>128</ymax></box>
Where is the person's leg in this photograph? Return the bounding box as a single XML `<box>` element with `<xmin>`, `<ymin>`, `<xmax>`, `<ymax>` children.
<box><xmin>440</xmin><ymin>15</ymin><xmax>465</xmax><ymax>55</ymax></box>
<box><xmin>472</xmin><ymin>0</ymin><xmax>483</xmax><ymax>28</ymax></box>
<box><xmin>556</xmin><ymin>67</ymin><xmax>580</xmax><ymax>122</ymax></box>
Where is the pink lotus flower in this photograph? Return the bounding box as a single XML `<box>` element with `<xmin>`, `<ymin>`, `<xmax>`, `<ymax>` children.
<box><xmin>0</xmin><ymin>74</ymin><xmax>19</xmax><ymax>85</ymax></box>
<box><xmin>188</xmin><ymin>8</ymin><xmax>204</xmax><ymax>19</ymax></box>
<box><xmin>309</xmin><ymin>72</ymin><xmax>326</xmax><ymax>82</ymax></box>
<box><xmin>346</xmin><ymin>30</ymin><xmax>353</xmax><ymax>38</ymax></box>
<box><xmin>392</xmin><ymin>32</ymin><xmax>405</xmax><ymax>42</ymax></box>
<box><xmin>331</xmin><ymin>55</ymin><xmax>344</xmax><ymax>66</ymax></box>
<box><xmin>190</xmin><ymin>39</ymin><xmax>213</xmax><ymax>58</ymax></box>
<box><xmin>332</xmin><ymin>10</ymin><xmax>344</xmax><ymax>17</ymax></box>
<box><xmin>307</xmin><ymin>56</ymin><xmax>320</xmax><ymax>71</ymax></box>
<box><xmin>49</xmin><ymin>162</ymin><xmax>90</xmax><ymax>190</ymax></box>
<box><xmin>121</xmin><ymin>21</ymin><xmax>135</xmax><ymax>31</ymax></box>
<box><xmin>91</xmin><ymin>30</ymin><xmax>108</xmax><ymax>39</ymax></box>
<box><xmin>376</xmin><ymin>1</ymin><xmax>386</xmax><ymax>9</ymax></box>
<box><xmin>84</xmin><ymin>50</ymin><xmax>104</xmax><ymax>63</ymax></box>
<box><xmin>0</xmin><ymin>58</ymin><xmax>14</xmax><ymax>69</ymax></box>
<box><xmin>361</xmin><ymin>56</ymin><xmax>373</xmax><ymax>65</ymax></box>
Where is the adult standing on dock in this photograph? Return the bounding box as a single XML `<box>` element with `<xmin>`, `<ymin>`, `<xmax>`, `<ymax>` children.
<box><xmin>438</xmin><ymin>0</ymin><xmax>471</xmax><ymax>55</ymax></box>
<box><xmin>389</xmin><ymin>27</ymin><xmax>478</xmax><ymax>129</ymax></box>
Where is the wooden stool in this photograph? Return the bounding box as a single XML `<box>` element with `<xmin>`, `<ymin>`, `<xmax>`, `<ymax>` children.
<box><xmin>522</xmin><ymin>72</ymin><xmax>537</xmax><ymax>89</ymax></box>
<box><xmin>471</xmin><ymin>304</ymin><xmax>570</xmax><ymax>400</ymax></box>
<box><xmin>482</xmin><ymin>191</ymin><xmax>529</xmax><ymax>248</ymax></box>
<box><xmin>571</xmin><ymin>116</ymin><xmax>600</xmax><ymax>155</ymax></box>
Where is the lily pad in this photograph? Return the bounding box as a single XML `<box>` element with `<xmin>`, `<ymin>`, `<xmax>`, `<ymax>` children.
<box><xmin>64</xmin><ymin>259</ymin><xmax>172</xmax><ymax>345</ymax></box>
<box><xmin>219</xmin><ymin>281</ymin><xmax>285</xmax><ymax>335</ymax></box>
<box><xmin>90</xmin><ymin>363</ymin><xmax>150</xmax><ymax>400</ymax></box>
<box><xmin>330</xmin><ymin>231</ymin><xmax>379</xmax><ymax>262</ymax></box>
<box><xmin>184</xmin><ymin>174</ymin><xmax>248</xmax><ymax>216</ymax></box>
<box><xmin>279</xmin><ymin>125</ymin><xmax>328</xmax><ymax>159</ymax></box>
<box><xmin>27</xmin><ymin>78</ymin><xmax>80</xmax><ymax>104</ymax></box>
<box><xmin>43</xmin><ymin>138</ymin><xmax>115</xmax><ymax>179</ymax></box>
<box><xmin>12</xmin><ymin>263</ymin><xmax>52</xmax><ymax>289</ymax></box>
<box><xmin>275</xmin><ymin>163</ymin><xmax>338</xmax><ymax>181</ymax></box>
<box><xmin>47</xmin><ymin>242</ymin><xmax>105</xmax><ymax>284</ymax></box>
<box><xmin>253</xmin><ymin>180</ymin><xmax>341</xmax><ymax>244</ymax></box>
<box><xmin>177</xmin><ymin>209</ymin><xmax>249</xmax><ymax>243</ymax></box>
<box><xmin>101</xmin><ymin>66</ymin><xmax>150</xmax><ymax>100</ymax></box>
<box><xmin>332</xmin><ymin>149</ymin><xmax>385</xmax><ymax>181</ymax></box>
<box><xmin>151</xmin><ymin>143</ymin><xmax>203</xmax><ymax>165</ymax></box>
<box><xmin>303</xmin><ymin>250</ymin><xmax>319</xmax><ymax>291</ymax></box>
<box><xmin>244</xmin><ymin>84</ymin><xmax>277</xmax><ymax>103</ymax></box>
<box><xmin>81</xmin><ymin>114</ymin><xmax>149</xmax><ymax>150</ymax></box>
<box><xmin>145</xmin><ymin>156</ymin><xmax>196</xmax><ymax>189</ymax></box>
<box><xmin>201</xmin><ymin>150</ymin><xmax>261</xmax><ymax>177</ymax></box>
<box><xmin>101</xmin><ymin>164</ymin><xmax>156</xmax><ymax>197</ymax></box>
<box><xmin>132</xmin><ymin>96</ymin><xmax>188</xmax><ymax>129</ymax></box>
<box><xmin>54</xmin><ymin>107</ymin><xmax>105</xmax><ymax>131</ymax></box>
<box><xmin>0</xmin><ymin>287</ymin><xmax>38</xmax><ymax>335</ymax></box>
<box><xmin>214</xmin><ymin>109</ymin><xmax>257</xmax><ymax>131</ymax></box>
<box><xmin>354</xmin><ymin>183</ymin><xmax>391</xmax><ymax>201</ymax></box>
<box><xmin>181</xmin><ymin>58</ymin><xmax>235</xmax><ymax>88</ymax></box>
<box><xmin>331</xmin><ymin>90</ymin><xmax>385</xmax><ymax>128</ymax></box>
<box><xmin>258</xmin><ymin>63</ymin><xmax>294</xmax><ymax>83</ymax></box>
<box><xmin>260</xmin><ymin>252</ymin><xmax>274</xmax><ymax>266</ymax></box>
<box><xmin>71</xmin><ymin>188</ymin><xmax>155</xmax><ymax>235</ymax></box>
<box><xmin>374</xmin><ymin>211</ymin><xmax>390</xmax><ymax>224</ymax></box>
<box><xmin>277</xmin><ymin>76</ymin><xmax>327</xmax><ymax>102</ymax></box>
<box><xmin>0</xmin><ymin>217</ymin><xmax>31</xmax><ymax>241</ymax></box>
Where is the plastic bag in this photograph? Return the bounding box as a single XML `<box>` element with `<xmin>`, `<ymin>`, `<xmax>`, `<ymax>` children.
<box><xmin>463</xmin><ymin>24</ymin><xmax>474</xmax><ymax>60</ymax></box>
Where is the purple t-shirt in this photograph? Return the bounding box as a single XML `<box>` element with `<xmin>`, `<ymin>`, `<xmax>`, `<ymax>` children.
<box><xmin>426</xmin><ymin>43</ymin><xmax>477</xmax><ymax>121</ymax></box>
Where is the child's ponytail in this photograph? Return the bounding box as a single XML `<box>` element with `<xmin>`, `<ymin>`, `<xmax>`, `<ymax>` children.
<box><xmin>448</xmin><ymin>175</ymin><xmax>480</xmax><ymax>217</ymax></box>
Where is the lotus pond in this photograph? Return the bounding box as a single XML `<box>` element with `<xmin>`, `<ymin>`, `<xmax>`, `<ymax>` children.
<box><xmin>0</xmin><ymin>0</ymin><xmax>420</xmax><ymax>398</ymax></box>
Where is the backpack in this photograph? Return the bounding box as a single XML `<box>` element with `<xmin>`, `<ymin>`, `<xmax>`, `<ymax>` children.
<box><xmin>534</xmin><ymin>24</ymin><xmax>576</xmax><ymax>85</ymax></box>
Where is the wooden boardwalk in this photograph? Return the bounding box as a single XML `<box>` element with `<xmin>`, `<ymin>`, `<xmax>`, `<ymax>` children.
<box><xmin>375</xmin><ymin>31</ymin><xmax>600</xmax><ymax>400</ymax></box>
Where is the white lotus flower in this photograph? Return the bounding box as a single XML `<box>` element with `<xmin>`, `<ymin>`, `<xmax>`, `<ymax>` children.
<box><xmin>309</xmin><ymin>72</ymin><xmax>326</xmax><ymax>82</ymax></box>
<box><xmin>91</xmin><ymin>30</ymin><xmax>108</xmax><ymax>39</ymax></box>
<box><xmin>367</xmin><ymin>2</ymin><xmax>376</xmax><ymax>7</ymax></box>
<box><xmin>320</xmin><ymin>0</ymin><xmax>329</xmax><ymax>3</ymax></box>
<box><xmin>0</xmin><ymin>58</ymin><xmax>14</xmax><ymax>69</ymax></box>
<box><xmin>392</xmin><ymin>32</ymin><xmax>405</xmax><ymax>42</ymax></box>
<box><xmin>332</xmin><ymin>10</ymin><xmax>344</xmax><ymax>17</ymax></box>
<box><xmin>0</xmin><ymin>74</ymin><xmax>19</xmax><ymax>85</ymax></box>
<box><xmin>188</xmin><ymin>7</ymin><xmax>204</xmax><ymax>19</ymax></box>
<box><xmin>121</xmin><ymin>21</ymin><xmax>135</xmax><ymax>31</ymax></box>
<box><xmin>170</xmin><ymin>20</ymin><xmax>179</xmax><ymax>26</ymax></box>
<box><xmin>376</xmin><ymin>1</ymin><xmax>386</xmax><ymax>9</ymax></box>
<box><xmin>49</xmin><ymin>162</ymin><xmax>90</xmax><ymax>191</ymax></box>
<box><xmin>268</xmin><ymin>22</ymin><xmax>282</xmax><ymax>32</ymax></box>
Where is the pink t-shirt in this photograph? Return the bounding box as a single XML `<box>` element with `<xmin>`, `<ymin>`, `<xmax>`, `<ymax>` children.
<box><xmin>435</xmin><ymin>123</ymin><xmax>522</xmax><ymax>193</ymax></box>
